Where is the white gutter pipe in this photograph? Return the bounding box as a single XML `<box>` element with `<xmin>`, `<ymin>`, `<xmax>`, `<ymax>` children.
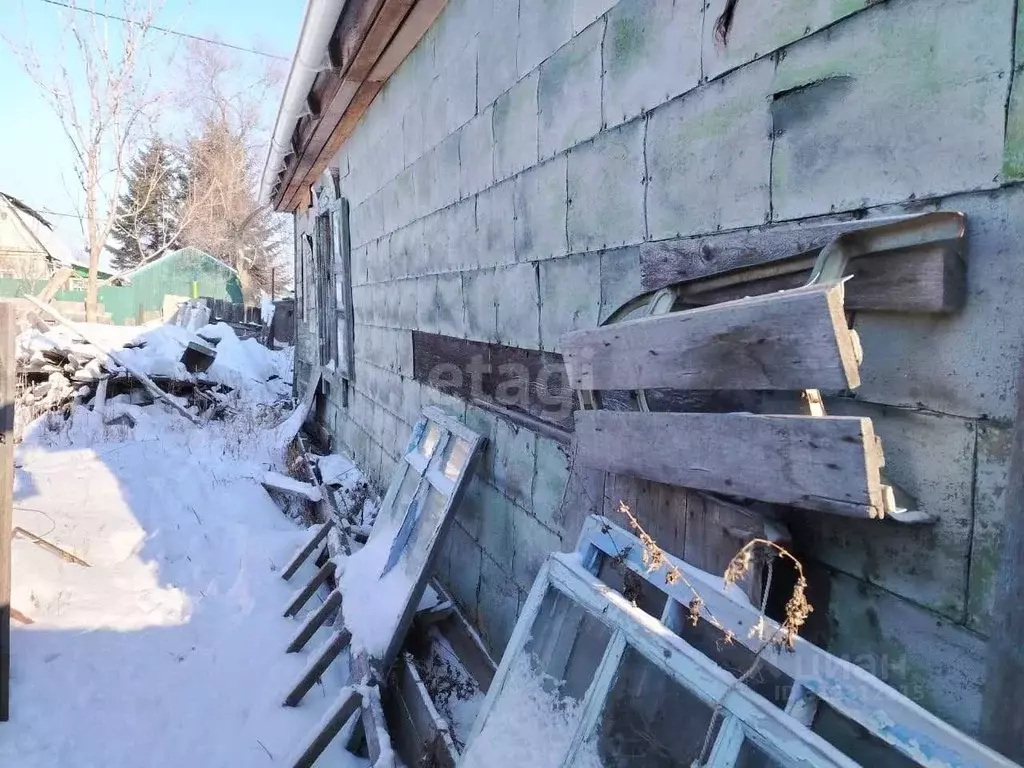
<box><xmin>259</xmin><ymin>0</ymin><xmax>348</xmax><ymax>207</ymax></box>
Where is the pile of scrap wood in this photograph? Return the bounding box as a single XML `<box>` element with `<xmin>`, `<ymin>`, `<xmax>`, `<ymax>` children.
<box><xmin>15</xmin><ymin>300</ymin><xmax>292</xmax><ymax>429</ymax></box>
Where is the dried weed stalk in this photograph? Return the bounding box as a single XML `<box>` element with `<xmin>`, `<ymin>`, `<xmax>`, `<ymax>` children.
<box><xmin>617</xmin><ymin>500</ymin><xmax>812</xmax><ymax>650</ymax></box>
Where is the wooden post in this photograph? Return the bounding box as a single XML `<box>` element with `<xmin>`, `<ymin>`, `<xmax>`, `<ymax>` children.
<box><xmin>980</xmin><ymin>355</ymin><xmax>1024</xmax><ymax>761</ymax></box>
<box><xmin>0</xmin><ymin>301</ymin><xmax>14</xmax><ymax>721</ymax></box>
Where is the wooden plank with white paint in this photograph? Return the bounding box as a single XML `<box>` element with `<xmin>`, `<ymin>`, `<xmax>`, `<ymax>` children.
<box><xmin>562</xmin><ymin>282</ymin><xmax>860</xmax><ymax>392</ymax></box>
<box><xmin>576</xmin><ymin>410</ymin><xmax>886</xmax><ymax>518</ymax></box>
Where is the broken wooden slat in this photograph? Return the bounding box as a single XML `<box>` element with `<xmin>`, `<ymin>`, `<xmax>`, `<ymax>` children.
<box><xmin>393</xmin><ymin>653</ymin><xmax>457</xmax><ymax>767</ymax></box>
<box><xmin>283</xmin><ymin>561</ymin><xmax>336</xmax><ymax>618</ymax></box>
<box><xmin>287</xmin><ymin>686</ymin><xmax>362</xmax><ymax>768</ymax></box>
<box><xmin>358</xmin><ymin>683</ymin><xmax>395</xmax><ymax>767</ymax></box>
<box><xmin>282</xmin><ymin>520</ymin><xmax>335</xmax><ymax>581</ymax></box>
<box><xmin>563</xmin><ymin>282</ymin><xmax>860</xmax><ymax>392</ymax></box>
<box><xmin>287</xmin><ymin>588</ymin><xmax>343</xmax><ymax>653</ymax></box>
<box><xmin>263</xmin><ymin>471</ymin><xmax>322</xmax><ymax>503</ymax></box>
<box><xmin>640</xmin><ymin>212</ymin><xmax>965</xmax><ymax>306</ymax></box>
<box><xmin>283</xmin><ymin>628</ymin><xmax>353</xmax><ymax>707</ymax></box>
<box><xmin>677</xmin><ymin>241</ymin><xmax>965</xmax><ymax>313</ymax></box>
<box><xmin>13</xmin><ymin>527</ymin><xmax>90</xmax><ymax>567</ymax></box>
<box><xmin>575</xmin><ymin>410</ymin><xmax>886</xmax><ymax>518</ymax></box>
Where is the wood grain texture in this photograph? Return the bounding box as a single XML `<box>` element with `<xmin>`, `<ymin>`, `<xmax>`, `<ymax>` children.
<box><xmin>562</xmin><ymin>283</ymin><xmax>860</xmax><ymax>392</ymax></box>
<box><xmin>640</xmin><ymin>214</ymin><xmax>916</xmax><ymax>288</ymax></box>
<box><xmin>0</xmin><ymin>303</ymin><xmax>11</xmax><ymax>721</ymax></box>
<box><xmin>576</xmin><ymin>410</ymin><xmax>886</xmax><ymax>517</ymax></box>
<box><xmin>676</xmin><ymin>242</ymin><xmax>965</xmax><ymax>313</ymax></box>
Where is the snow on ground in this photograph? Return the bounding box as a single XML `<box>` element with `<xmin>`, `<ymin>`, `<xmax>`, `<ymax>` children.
<box><xmin>1</xmin><ymin>329</ymin><xmax>367</xmax><ymax>768</ymax></box>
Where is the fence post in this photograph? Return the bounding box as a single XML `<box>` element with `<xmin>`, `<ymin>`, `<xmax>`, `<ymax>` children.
<box><xmin>0</xmin><ymin>301</ymin><xmax>15</xmax><ymax>721</ymax></box>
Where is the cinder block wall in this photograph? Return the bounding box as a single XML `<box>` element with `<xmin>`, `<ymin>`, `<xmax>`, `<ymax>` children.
<box><xmin>293</xmin><ymin>0</ymin><xmax>1024</xmax><ymax>733</ymax></box>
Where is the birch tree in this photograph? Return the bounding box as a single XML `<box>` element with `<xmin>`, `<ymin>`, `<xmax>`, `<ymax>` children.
<box><xmin>6</xmin><ymin>1</ymin><xmax>168</xmax><ymax>321</ymax></box>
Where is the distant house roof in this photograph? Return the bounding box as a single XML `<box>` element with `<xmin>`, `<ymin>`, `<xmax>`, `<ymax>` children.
<box><xmin>108</xmin><ymin>246</ymin><xmax>239</xmax><ymax>285</ymax></box>
<box><xmin>0</xmin><ymin>191</ymin><xmax>106</xmax><ymax>275</ymax></box>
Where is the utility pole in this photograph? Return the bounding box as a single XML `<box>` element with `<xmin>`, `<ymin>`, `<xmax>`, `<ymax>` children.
<box><xmin>980</xmin><ymin>353</ymin><xmax>1024</xmax><ymax>761</ymax></box>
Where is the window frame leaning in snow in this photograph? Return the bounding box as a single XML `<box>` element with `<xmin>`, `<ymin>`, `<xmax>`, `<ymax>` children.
<box><xmin>312</xmin><ymin>168</ymin><xmax>355</xmax><ymax>386</ymax></box>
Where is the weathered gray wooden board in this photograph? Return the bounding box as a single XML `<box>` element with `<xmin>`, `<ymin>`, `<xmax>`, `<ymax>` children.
<box><xmin>600</xmin><ymin>473</ymin><xmax>766</xmax><ymax>604</ymax></box>
<box><xmin>676</xmin><ymin>242</ymin><xmax>965</xmax><ymax>314</ymax></box>
<box><xmin>576</xmin><ymin>410</ymin><xmax>886</xmax><ymax>517</ymax></box>
<box><xmin>562</xmin><ymin>282</ymin><xmax>860</xmax><ymax>391</ymax></box>
<box><xmin>640</xmin><ymin>214</ymin><xmax>918</xmax><ymax>289</ymax></box>
<box><xmin>639</xmin><ymin>212</ymin><xmax>965</xmax><ymax>314</ymax></box>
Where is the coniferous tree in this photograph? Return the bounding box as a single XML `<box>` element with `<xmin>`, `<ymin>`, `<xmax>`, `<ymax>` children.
<box><xmin>108</xmin><ymin>138</ymin><xmax>184</xmax><ymax>272</ymax></box>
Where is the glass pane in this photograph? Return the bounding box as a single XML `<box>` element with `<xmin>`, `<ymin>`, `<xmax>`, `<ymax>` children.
<box><xmin>401</xmin><ymin>485</ymin><xmax>448</xmax><ymax>577</ymax></box>
<box><xmin>736</xmin><ymin>739</ymin><xmax>785</xmax><ymax>768</ymax></box>
<box><xmin>675</xmin><ymin>618</ymin><xmax>792</xmax><ymax>709</ymax></box>
<box><xmin>377</xmin><ymin>464</ymin><xmax>420</xmax><ymax>532</ymax></box>
<box><xmin>579</xmin><ymin>645</ymin><xmax>719</xmax><ymax>767</ymax></box>
<box><xmin>461</xmin><ymin>587</ymin><xmax>612</xmax><ymax>768</ymax></box>
<box><xmin>442</xmin><ymin>437</ymin><xmax>471</xmax><ymax>481</ymax></box>
<box><xmin>597</xmin><ymin>557</ymin><xmax>666</xmax><ymax>619</ymax></box>
<box><xmin>418</xmin><ymin>421</ymin><xmax>442</xmax><ymax>460</ymax></box>
<box><xmin>812</xmin><ymin>703</ymin><xmax>918</xmax><ymax>768</ymax></box>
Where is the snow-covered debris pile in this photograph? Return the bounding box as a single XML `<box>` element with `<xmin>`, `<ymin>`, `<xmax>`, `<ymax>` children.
<box><xmin>16</xmin><ymin>320</ymin><xmax>293</xmax><ymax>426</ymax></box>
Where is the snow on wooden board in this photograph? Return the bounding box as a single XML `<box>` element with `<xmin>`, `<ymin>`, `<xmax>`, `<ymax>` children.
<box><xmin>1</xmin><ymin>355</ymin><xmax>368</xmax><ymax>767</ymax></box>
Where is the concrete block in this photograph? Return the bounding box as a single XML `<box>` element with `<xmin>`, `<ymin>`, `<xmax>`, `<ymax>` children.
<box><xmin>599</xmin><ymin>245</ymin><xmax>641</xmax><ymax>322</ymax></box>
<box><xmin>538</xmin><ymin>252</ymin><xmax>602</xmax><ymax>351</ymax></box>
<box><xmin>415</xmin><ymin>276</ymin><xmax>440</xmax><ymax>335</ymax></box>
<box><xmin>826</xmin><ymin>571</ymin><xmax>985</xmax><ymax>736</ymax></box>
<box><xmin>1003</xmin><ymin>7</ymin><xmax>1024</xmax><ymax>178</ymax></box>
<box><xmin>512</xmin><ymin>511</ymin><xmax>562</xmax><ymax>591</ymax></box>
<box><xmin>513</xmin><ymin>154</ymin><xmax>568</xmax><ymax>263</ymax></box>
<box><xmin>476</xmin><ymin>178</ymin><xmax>517</xmax><ymax>268</ymax></box>
<box><xmin>572</xmin><ymin>0</ymin><xmax>617</xmax><ymax>33</ymax></box>
<box><xmin>703</xmin><ymin>0</ymin><xmax>870</xmax><ymax>82</ymax></box>
<box><xmin>462</xmin><ymin>268</ymin><xmax>499</xmax><ymax>342</ymax></box>
<box><xmin>602</xmin><ymin>0</ymin><xmax>702</xmax><ymax>127</ymax></box>
<box><xmin>447</xmin><ymin>39</ymin><xmax>478</xmax><ymax>134</ymax></box>
<box><xmin>403</xmin><ymin>92</ymin><xmax>427</xmax><ymax>167</ymax></box>
<box><xmin>421</xmin><ymin>209</ymin><xmax>450</xmax><ymax>276</ymax></box>
<box><xmin>492</xmin><ymin>416</ymin><xmax>537</xmax><ymax>510</ymax></box>
<box><xmin>477</xmin><ymin>554</ymin><xmax>523</xmax><ymax>657</ymax></box>
<box><xmin>459</xmin><ymin>107</ymin><xmax>495</xmax><ymax>198</ymax></box>
<box><xmin>413</xmin><ymin>148</ymin><xmax>437</xmax><ymax>222</ymax></box>
<box><xmin>477</xmin><ymin>481</ymin><xmax>517</xmax><ymax>560</ymax></box>
<box><xmin>396</xmin><ymin>329</ymin><xmax>414</xmax><ymax>377</ymax></box>
<box><xmin>567</xmin><ymin>119</ymin><xmax>646</xmax><ymax>252</ymax></box>
<box><xmin>800</xmin><ymin>399</ymin><xmax>975</xmax><ymax>620</ymax></box>
<box><xmin>396</xmin><ymin>278</ymin><xmax>419</xmax><ymax>329</ymax></box>
<box><xmin>646</xmin><ymin>58</ymin><xmax>773</xmax><ymax>240</ymax></box>
<box><xmin>967</xmin><ymin>422</ymin><xmax>1010</xmax><ymax>634</ymax></box>
<box><xmin>423</xmin><ymin>76</ymin><xmax>449</xmax><ymax>153</ymax></box>
<box><xmin>442</xmin><ymin>522</ymin><xmax>482</xmax><ymax>616</ymax></box>
<box><xmin>770</xmin><ymin>0</ymin><xmax>1011</xmax><ymax>221</ymax></box>
<box><xmin>435</xmin><ymin>273</ymin><xmax>466</xmax><ymax>338</ymax></box>
<box><xmin>853</xmin><ymin>186</ymin><xmax>1024</xmax><ymax>421</ymax></box>
<box><xmin>446</xmin><ymin>197</ymin><xmax>479</xmax><ymax>272</ymax></box>
<box><xmin>538</xmin><ymin>21</ymin><xmax>603</xmax><ymax>160</ymax></box>
<box><xmin>401</xmin><ymin>374</ymin><xmax>424</xmax><ymax>431</ymax></box>
<box><xmin>493</xmin><ymin>71</ymin><xmax>539</xmax><ymax>181</ymax></box>
<box><xmin>517</xmin><ymin>0</ymin><xmax>573</xmax><ymax>77</ymax></box>
<box><xmin>477</xmin><ymin>0</ymin><xmax>520</xmax><ymax>108</ymax></box>
<box><xmin>454</xmin><ymin>474</ymin><xmax>488</xmax><ymax>541</ymax></box>
<box><xmin>495</xmin><ymin>263</ymin><xmax>541</xmax><ymax>349</ymax></box>
<box><xmin>463</xmin><ymin>403</ymin><xmax>498</xmax><ymax>482</ymax></box>
<box><xmin>435</xmin><ymin>132</ymin><xmax>463</xmax><ymax>212</ymax></box>
<box><xmin>532</xmin><ymin>436</ymin><xmax>571</xmax><ymax>532</ymax></box>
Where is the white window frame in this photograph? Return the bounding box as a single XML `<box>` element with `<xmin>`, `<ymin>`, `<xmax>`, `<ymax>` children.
<box><xmin>463</xmin><ymin>551</ymin><xmax>857</xmax><ymax>767</ymax></box>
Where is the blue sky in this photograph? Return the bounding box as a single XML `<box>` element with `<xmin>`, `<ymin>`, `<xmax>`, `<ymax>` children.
<box><xmin>0</xmin><ymin>0</ymin><xmax>306</xmax><ymax>255</ymax></box>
